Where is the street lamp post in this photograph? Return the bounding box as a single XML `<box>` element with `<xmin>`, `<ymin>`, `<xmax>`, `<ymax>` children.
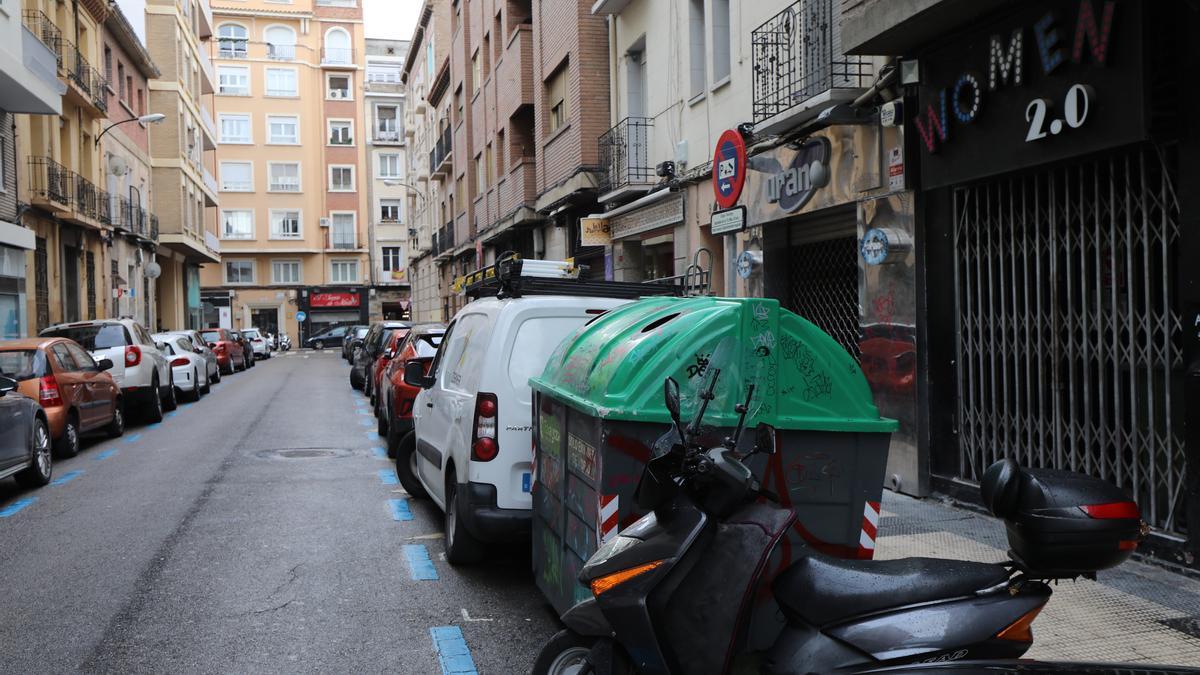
<box><xmin>95</xmin><ymin>113</ymin><xmax>166</xmax><ymax>147</ymax></box>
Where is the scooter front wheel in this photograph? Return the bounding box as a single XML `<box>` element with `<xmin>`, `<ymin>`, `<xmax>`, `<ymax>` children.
<box><xmin>532</xmin><ymin>630</ymin><xmax>632</xmax><ymax>675</ymax></box>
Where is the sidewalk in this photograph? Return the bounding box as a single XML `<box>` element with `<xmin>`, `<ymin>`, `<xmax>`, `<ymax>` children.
<box><xmin>876</xmin><ymin>491</ymin><xmax>1200</xmax><ymax>665</ymax></box>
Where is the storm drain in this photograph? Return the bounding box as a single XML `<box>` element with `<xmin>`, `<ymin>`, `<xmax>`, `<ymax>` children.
<box><xmin>254</xmin><ymin>448</ymin><xmax>353</xmax><ymax>460</ymax></box>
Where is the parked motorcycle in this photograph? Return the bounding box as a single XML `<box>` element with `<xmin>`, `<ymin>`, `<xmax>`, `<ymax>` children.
<box><xmin>278</xmin><ymin>334</ymin><xmax>291</xmax><ymax>352</ymax></box>
<box><xmin>533</xmin><ymin>364</ymin><xmax>1146</xmax><ymax>675</ymax></box>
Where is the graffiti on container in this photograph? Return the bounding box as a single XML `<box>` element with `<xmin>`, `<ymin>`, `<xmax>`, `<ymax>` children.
<box><xmin>540</xmin><ymin>412</ymin><xmax>562</xmax><ymax>458</ymax></box>
<box><xmin>753</xmin><ymin>303</ymin><xmax>770</xmax><ymax>322</ymax></box>
<box><xmin>566</xmin><ymin>512</ymin><xmax>595</xmax><ymax>560</ymax></box>
<box><xmin>804</xmin><ymin>373</ymin><xmax>833</xmax><ymax>400</ymax></box>
<box><xmin>786</xmin><ymin>455</ymin><xmax>841</xmax><ymax>497</ymax></box>
<box><xmin>605</xmin><ymin>432</ymin><xmax>653</xmax><ymax>464</ymax></box>
<box><xmin>541</xmin><ymin>529</ymin><xmax>562</xmax><ymax>594</ymax></box>
<box><xmin>542</xmin><ymin>454</ymin><xmax>563</xmax><ymax>493</ymax></box>
<box><xmin>591</xmin><ymin>342</ymin><xmax>632</xmax><ymax>391</ymax></box>
<box><xmin>568</xmin><ymin>434</ymin><xmax>598</xmax><ymax>483</ymax></box>
<box><xmin>687</xmin><ymin>352</ymin><xmax>711</xmax><ymax>379</ymax></box>
<box><xmin>780</xmin><ymin>335</ymin><xmax>833</xmax><ymax>401</ymax></box>
<box><xmin>752</xmin><ymin>331</ymin><xmax>775</xmax><ymax>352</ymax></box>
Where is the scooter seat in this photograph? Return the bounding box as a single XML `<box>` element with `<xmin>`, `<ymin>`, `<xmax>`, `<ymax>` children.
<box><xmin>773</xmin><ymin>553</ymin><xmax>1010</xmax><ymax>627</ymax></box>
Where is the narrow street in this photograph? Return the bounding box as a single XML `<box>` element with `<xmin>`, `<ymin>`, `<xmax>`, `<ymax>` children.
<box><xmin>0</xmin><ymin>351</ymin><xmax>555</xmax><ymax>673</ymax></box>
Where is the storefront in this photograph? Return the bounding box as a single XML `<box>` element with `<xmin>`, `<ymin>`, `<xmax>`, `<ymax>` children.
<box><xmin>912</xmin><ymin>0</ymin><xmax>1197</xmax><ymax>551</ymax></box>
<box><xmin>0</xmin><ymin>220</ymin><xmax>33</xmax><ymax>338</ymax></box>
<box><xmin>297</xmin><ymin>287</ymin><xmax>368</xmax><ymax>342</ymax></box>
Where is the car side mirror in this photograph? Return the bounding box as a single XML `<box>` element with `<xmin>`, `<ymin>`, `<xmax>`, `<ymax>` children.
<box><xmin>0</xmin><ymin>375</ymin><xmax>16</xmax><ymax>395</ymax></box>
<box><xmin>207</xmin><ymin>342</ymin><xmax>217</xmax><ymax>349</ymax></box>
<box><xmin>403</xmin><ymin>360</ymin><xmax>434</xmax><ymax>388</ymax></box>
<box><xmin>97</xmin><ymin>358</ymin><xmax>114</xmax><ymax>371</ymax></box>
<box><xmin>754</xmin><ymin>423</ymin><xmax>777</xmax><ymax>456</ymax></box>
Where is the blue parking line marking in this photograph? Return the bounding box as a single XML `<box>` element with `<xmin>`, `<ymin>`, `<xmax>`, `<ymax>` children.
<box><xmin>365</xmin><ymin>431</ymin><xmax>378</xmax><ymax>441</ymax></box>
<box><xmin>405</xmin><ymin>545</ymin><xmax>438</xmax><ymax>580</ymax></box>
<box><xmin>51</xmin><ymin>470</ymin><xmax>83</xmax><ymax>486</ymax></box>
<box><xmin>0</xmin><ymin>497</ymin><xmax>37</xmax><ymax>517</ymax></box>
<box><xmin>359</xmin><ymin>418</ymin><xmax>373</xmax><ymax>427</ymax></box>
<box><xmin>123</xmin><ymin>433</ymin><xmax>141</xmax><ymax>444</ymax></box>
<box><xmin>429</xmin><ymin>626</ymin><xmax>477</xmax><ymax>674</ymax></box>
<box><xmin>166</xmin><ymin>411</ymin><xmax>178</xmax><ymax>418</ymax></box>
<box><xmin>95</xmin><ymin>449</ymin><xmax>118</xmax><ymax>460</ymax></box>
<box><xmin>372</xmin><ymin>446</ymin><xmax>387</xmax><ymax>459</ymax></box>
<box><xmin>378</xmin><ymin>469</ymin><xmax>398</xmax><ymax>486</ymax></box>
<box><xmin>146</xmin><ymin>422</ymin><xmax>162</xmax><ymax>428</ymax></box>
<box><xmin>357</xmin><ymin>409</ymin><xmax>371</xmax><ymax>416</ymax></box>
<box><xmin>388</xmin><ymin>498</ymin><xmax>412</xmax><ymax>521</ymax></box>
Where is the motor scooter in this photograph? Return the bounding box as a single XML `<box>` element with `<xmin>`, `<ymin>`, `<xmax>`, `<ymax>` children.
<box><xmin>533</xmin><ymin>368</ymin><xmax>1146</xmax><ymax>675</ymax></box>
<box><xmin>278</xmin><ymin>334</ymin><xmax>291</xmax><ymax>352</ymax></box>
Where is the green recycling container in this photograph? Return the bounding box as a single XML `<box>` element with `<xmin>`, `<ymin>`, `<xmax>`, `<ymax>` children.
<box><xmin>529</xmin><ymin>296</ymin><xmax>897</xmax><ymax>615</ymax></box>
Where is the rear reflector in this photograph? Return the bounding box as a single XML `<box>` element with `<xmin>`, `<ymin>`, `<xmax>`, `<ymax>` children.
<box><xmin>1080</xmin><ymin>502</ymin><xmax>1140</xmax><ymax>519</ymax></box>
<box><xmin>995</xmin><ymin>605</ymin><xmax>1044</xmax><ymax>643</ymax></box>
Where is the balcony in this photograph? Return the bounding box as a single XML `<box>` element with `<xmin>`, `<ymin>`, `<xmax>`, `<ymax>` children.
<box><xmin>326</xmin><ymin>229</ymin><xmax>358</xmax><ymax>250</ymax></box>
<box><xmin>28</xmin><ymin>158</ymin><xmax>111</xmax><ymax>228</ymax></box>
<box><xmin>217</xmin><ymin>40</ymin><xmax>248</xmax><ymax>60</ymax></box>
<box><xmin>196</xmin><ymin>0</ymin><xmax>214</xmax><ymax>39</ymax></box>
<box><xmin>269</xmin><ymin>177</ymin><xmax>301</xmax><ymax>193</ymax></box>
<box><xmin>432</xmin><ymin>222</ymin><xmax>455</xmax><ymax>259</ymax></box>
<box><xmin>199</xmin><ymin>104</ymin><xmax>218</xmax><ymax>150</ymax></box>
<box><xmin>197</xmin><ymin>46</ymin><xmax>216</xmax><ymax>95</ymax></box>
<box><xmin>751</xmin><ymin>0</ymin><xmax>873</xmax><ymax>132</ymax></box>
<box><xmin>23</xmin><ymin>11</ymin><xmax>106</xmax><ymax>116</ymax></box>
<box><xmin>374</xmin><ymin>126</ymin><xmax>402</xmax><ymax>144</ymax></box>
<box><xmin>429</xmin><ymin>126</ymin><xmax>452</xmax><ymax>177</ymax></box>
<box><xmin>322</xmin><ymin>48</ymin><xmax>355</xmax><ymax>68</ymax></box>
<box><xmin>497</xmin><ymin>25</ymin><xmax>533</xmax><ymax>121</ymax></box>
<box><xmin>113</xmin><ymin>194</ymin><xmax>156</xmax><ymax>240</ymax></box>
<box><xmin>597</xmin><ymin>117</ymin><xmax>655</xmax><ymax>202</ymax></box>
<box><xmin>201</xmin><ymin>166</ymin><xmax>219</xmax><ymax>205</ymax></box>
<box><xmin>267</xmin><ymin>44</ymin><xmax>296</xmax><ymax>61</ymax></box>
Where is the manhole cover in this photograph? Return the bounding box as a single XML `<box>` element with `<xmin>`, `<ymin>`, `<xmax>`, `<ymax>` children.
<box><xmin>254</xmin><ymin>448</ymin><xmax>353</xmax><ymax>460</ymax></box>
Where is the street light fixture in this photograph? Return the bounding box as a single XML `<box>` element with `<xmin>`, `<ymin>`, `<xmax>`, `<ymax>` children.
<box><xmin>96</xmin><ymin>113</ymin><xmax>167</xmax><ymax>146</ymax></box>
<box><xmin>383</xmin><ymin>179</ymin><xmax>426</xmax><ymax>205</ymax></box>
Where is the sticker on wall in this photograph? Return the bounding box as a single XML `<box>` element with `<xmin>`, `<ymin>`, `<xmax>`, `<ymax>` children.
<box><xmin>736</xmin><ymin>250</ymin><xmax>762</xmax><ymax>279</ymax></box>
<box><xmin>861</xmin><ymin>229</ymin><xmax>890</xmax><ymax>265</ymax></box>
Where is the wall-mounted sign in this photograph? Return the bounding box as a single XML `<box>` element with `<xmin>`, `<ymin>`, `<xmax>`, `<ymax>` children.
<box><xmin>916</xmin><ymin>0</ymin><xmax>1145</xmax><ymax>189</ymax></box>
<box><xmin>310</xmin><ymin>292</ymin><xmax>359</xmax><ymax>308</ymax></box>
<box><xmin>709</xmin><ymin>206</ymin><xmax>745</xmax><ymax>235</ymax></box>
<box><xmin>712</xmin><ymin>129</ymin><xmax>747</xmax><ymax>209</ymax></box>
<box><xmin>580</xmin><ymin>217</ymin><xmax>611</xmax><ymax>247</ymax></box>
<box><xmin>764</xmin><ymin>137</ymin><xmax>830</xmax><ymax>213</ymax></box>
<box><xmin>741</xmin><ymin>127</ymin><xmax>869</xmax><ymax>228</ymax></box>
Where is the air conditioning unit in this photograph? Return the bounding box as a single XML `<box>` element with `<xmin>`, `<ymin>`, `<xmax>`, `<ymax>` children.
<box><xmin>319</xmin><ymin>217</ymin><xmax>330</xmax><ymax>228</ymax></box>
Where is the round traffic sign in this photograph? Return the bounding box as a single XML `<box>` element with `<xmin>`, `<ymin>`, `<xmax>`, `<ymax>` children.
<box><xmin>713</xmin><ymin>129</ymin><xmax>748</xmax><ymax>209</ymax></box>
<box><xmin>296</xmin><ymin>311</ymin><xmax>307</xmax><ymax>322</ymax></box>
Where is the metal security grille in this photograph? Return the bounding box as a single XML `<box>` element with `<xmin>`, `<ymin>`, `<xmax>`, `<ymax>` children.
<box><xmin>785</xmin><ymin>235</ymin><xmax>861</xmax><ymax>362</ymax></box>
<box><xmin>952</xmin><ymin>147</ymin><xmax>1186</xmax><ymax>534</ymax></box>
<box><xmin>34</xmin><ymin>237</ymin><xmax>48</xmax><ymax>331</ymax></box>
<box><xmin>85</xmin><ymin>251</ymin><xmax>96</xmax><ymax>320</ymax></box>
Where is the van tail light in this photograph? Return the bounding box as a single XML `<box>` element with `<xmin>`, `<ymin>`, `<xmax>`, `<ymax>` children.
<box><xmin>995</xmin><ymin>605</ymin><xmax>1044</xmax><ymax>643</ymax></box>
<box><xmin>38</xmin><ymin>375</ymin><xmax>63</xmax><ymax>407</ymax></box>
<box><xmin>125</xmin><ymin>345</ymin><xmax>142</xmax><ymax>367</ymax></box>
<box><xmin>1079</xmin><ymin>502</ymin><xmax>1140</xmax><ymax>519</ymax></box>
<box><xmin>170</xmin><ymin>357</ymin><xmax>190</xmax><ymax>367</ymax></box>
<box><xmin>471</xmin><ymin>393</ymin><xmax>499</xmax><ymax>462</ymax></box>
<box><xmin>591</xmin><ymin>560</ymin><xmax>664</xmax><ymax>597</ymax></box>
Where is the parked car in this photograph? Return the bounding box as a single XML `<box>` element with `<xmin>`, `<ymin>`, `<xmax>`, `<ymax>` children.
<box><xmin>368</xmin><ymin>328</ymin><xmax>411</xmax><ymax>407</ymax></box>
<box><xmin>242</xmin><ymin>327</ymin><xmax>270</xmax><ymax>360</ymax></box>
<box><xmin>200</xmin><ymin>328</ymin><xmax>245</xmax><ymax>375</ymax></box>
<box><xmin>342</xmin><ymin>325</ymin><xmax>369</xmax><ymax>361</ymax></box>
<box><xmin>378</xmin><ymin>323</ymin><xmax>445</xmax><ymax>451</ymax></box>
<box><xmin>160</xmin><ymin>330</ymin><xmax>220</xmax><ymax>385</ymax></box>
<box><xmin>154</xmin><ymin>334</ymin><xmax>211</xmax><ymax>402</ymax></box>
<box><xmin>399</xmin><ymin>295</ymin><xmax>631</xmax><ymax>563</ymax></box>
<box><xmin>0</xmin><ymin>338</ymin><xmax>124</xmax><ymax>457</ymax></box>
<box><xmin>230</xmin><ymin>331</ymin><xmax>254</xmax><ymax>369</ymax></box>
<box><xmin>40</xmin><ymin>319</ymin><xmax>175</xmax><ymax>423</ymax></box>
<box><xmin>306</xmin><ymin>325</ymin><xmax>349</xmax><ymax>350</ymax></box>
<box><xmin>0</xmin><ymin>375</ymin><xmax>52</xmax><ymax>488</ymax></box>
<box><xmin>350</xmin><ymin>321</ymin><xmax>408</xmax><ymax>393</ymax></box>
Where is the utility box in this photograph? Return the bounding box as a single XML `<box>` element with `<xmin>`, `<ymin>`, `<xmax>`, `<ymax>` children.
<box><xmin>529</xmin><ymin>296</ymin><xmax>898</xmax><ymax>614</ymax></box>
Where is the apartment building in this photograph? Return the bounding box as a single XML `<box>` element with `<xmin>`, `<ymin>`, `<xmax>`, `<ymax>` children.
<box><xmin>363</xmin><ymin>37</ymin><xmax>409</xmax><ymax>321</ymax></box>
<box><xmin>145</xmin><ymin>0</ymin><xmax>221</xmax><ymax>331</ymax></box>
<box><xmin>101</xmin><ymin>5</ymin><xmax>162</xmax><ymax>329</ymax></box>
<box><xmin>202</xmin><ymin>0</ymin><xmax>370</xmax><ymax>341</ymax></box>
<box><xmin>0</xmin><ymin>0</ymin><xmax>64</xmax><ymax>338</ymax></box>
<box><xmin>18</xmin><ymin>0</ymin><xmax>116</xmax><ymax>331</ymax></box>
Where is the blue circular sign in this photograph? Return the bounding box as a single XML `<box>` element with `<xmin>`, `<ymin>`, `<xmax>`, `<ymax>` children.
<box><xmin>296</xmin><ymin>311</ymin><xmax>307</xmax><ymax>322</ymax></box>
<box><xmin>861</xmin><ymin>229</ymin><xmax>889</xmax><ymax>265</ymax></box>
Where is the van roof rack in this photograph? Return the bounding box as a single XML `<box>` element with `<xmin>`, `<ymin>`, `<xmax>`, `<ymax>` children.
<box><xmin>455</xmin><ymin>256</ymin><xmax>682</xmax><ymax>301</ymax></box>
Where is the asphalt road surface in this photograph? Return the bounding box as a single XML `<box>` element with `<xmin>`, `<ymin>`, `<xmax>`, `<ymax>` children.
<box><xmin>0</xmin><ymin>350</ymin><xmax>557</xmax><ymax>673</ymax></box>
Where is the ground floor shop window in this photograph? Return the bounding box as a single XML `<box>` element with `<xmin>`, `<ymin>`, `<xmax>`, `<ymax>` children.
<box><xmin>784</xmin><ymin>235</ymin><xmax>861</xmax><ymax>362</ymax></box>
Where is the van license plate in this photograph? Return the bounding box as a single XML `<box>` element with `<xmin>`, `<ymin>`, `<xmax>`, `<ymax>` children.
<box><xmin>522</xmin><ymin>472</ymin><xmax>531</xmax><ymax>493</ymax></box>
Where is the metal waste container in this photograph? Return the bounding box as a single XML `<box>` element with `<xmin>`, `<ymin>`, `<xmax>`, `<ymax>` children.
<box><xmin>529</xmin><ymin>296</ymin><xmax>897</xmax><ymax>614</ymax></box>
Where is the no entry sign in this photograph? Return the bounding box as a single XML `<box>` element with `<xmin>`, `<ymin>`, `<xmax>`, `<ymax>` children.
<box><xmin>712</xmin><ymin>129</ymin><xmax>747</xmax><ymax>209</ymax></box>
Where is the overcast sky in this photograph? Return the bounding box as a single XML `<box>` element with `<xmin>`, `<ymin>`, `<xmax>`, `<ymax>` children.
<box><xmin>115</xmin><ymin>0</ymin><xmax>424</xmax><ymax>44</ymax></box>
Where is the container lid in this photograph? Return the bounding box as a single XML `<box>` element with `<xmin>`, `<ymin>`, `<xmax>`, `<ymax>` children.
<box><xmin>530</xmin><ymin>296</ymin><xmax>897</xmax><ymax>432</ymax></box>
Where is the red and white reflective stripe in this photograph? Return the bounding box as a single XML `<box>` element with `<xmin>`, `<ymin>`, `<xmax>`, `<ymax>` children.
<box><xmin>599</xmin><ymin>494</ymin><xmax>619</xmax><ymax>544</ymax></box>
<box><xmin>858</xmin><ymin>500</ymin><xmax>881</xmax><ymax>558</ymax></box>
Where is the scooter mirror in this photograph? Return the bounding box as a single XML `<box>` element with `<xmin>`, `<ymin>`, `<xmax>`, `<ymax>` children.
<box><xmin>664</xmin><ymin>378</ymin><xmax>682</xmax><ymax>423</ymax></box>
<box><xmin>755</xmin><ymin>423</ymin><xmax>777</xmax><ymax>455</ymax></box>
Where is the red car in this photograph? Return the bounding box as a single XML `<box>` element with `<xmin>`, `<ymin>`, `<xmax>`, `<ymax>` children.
<box><xmin>200</xmin><ymin>328</ymin><xmax>246</xmax><ymax>375</ymax></box>
<box><xmin>377</xmin><ymin>324</ymin><xmax>445</xmax><ymax>456</ymax></box>
<box><xmin>369</xmin><ymin>328</ymin><xmax>409</xmax><ymax>410</ymax></box>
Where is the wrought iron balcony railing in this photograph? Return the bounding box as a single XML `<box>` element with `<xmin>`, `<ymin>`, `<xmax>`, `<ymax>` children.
<box><xmin>28</xmin><ymin>157</ymin><xmax>71</xmax><ymax>206</ymax></box>
<box><xmin>22</xmin><ymin>10</ymin><xmax>61</xmax><ymax>64</ymax></box>
<box><xmin>73</xmin><ymin>173</ymin><xmax>100</xmax><ymax>220</ymax></box>
<box><xmin>598</xmin><ymin>117</ymin><xmax>654</xmax><ymax>196</ymax></box>
<box><xmin>751</xmin><ymin>0</ymin><xmax>873</xmax><ymax>124</ymax></box>
<box><xmin>322</xmin><ymin>48</ymin><xmax>354</xmax><ymax>66</ymax></box>
<box><xmin>267</xmin><ymin>44</ymin><xmax>296</xmax><ymax>61</ymax></box>
<box><xmin>218</xmin><ymin>40</ymin><xmax>248</xmax><ymax>59</ymax></box>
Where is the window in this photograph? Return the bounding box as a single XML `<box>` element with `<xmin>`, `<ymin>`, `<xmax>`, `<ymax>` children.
<box><xmin>378</xmin><ymin>153</ymin><xmax>400</xmax><ymax>178</ymax></box>
<box><xmin>218</xmin><ymin>24</ymin><xmax>248</xmax><ymax>58</ymax></box>
<box><xmin>485</xmin><ymin>143</ymin><xmax>494</xmax><ymax>187</ymax></box>
<box><xmin>224</xmin><ymin>260</ymin><xmax>255</xmax><ymax>284</ymax></box>
<box><xmin>712</xmin><ymin>0</ymin><xmax>731</xmax><ymax>83</ymax></box>
<box><xmin>367</xmin><ymin>63</ymin><xmax>401</xmax><ymax>83</ymax></box>
<box><xmin>264</xmin><ymin>25</ymin><xmax>297</xmax><ymax>61</ymax></box>
<box><xmin>137</xmin><ymin>88</ymin><xmax>144</xmax><ymax>115</ymax></box>
<box><xmin>219</xmin><ymin>162</ymin><xmax>253</xmax><ymax>191</ymax></box>
<box><xmin>471</xmin><ymin>50</ymin><xmax>480</xmax><ymax>95</ymax></box>
<box><xmin>546</xmin><ymin>60</ymin><xmax>568</xmax><ymax>134</ymax></box>
<box><xmin>380</xmin><ymin>199</ymin><xmax>401</xmax><ymax>222</ymax></box>
<box><xmin>272</xmin><ymin>260</ymin><xmax>301</xmax><ymax>284</ymax></box>
<box><xmin>328</xmin><ymin>120</ymin><xmax>353</xmax><ymax>145</ymax></box>
<box><xmin>381</xmin><ymin>246</ymin><xmax>402</xmax><ymax>272</ymax></box>
<box><xmin>221</xmin><ymin>209</ymin><xmax>254</xmax><ymax>239</ymax></box>
<box><xmin>688</xmin><ymin>0</ymin><xmax>706</xmax><ymax>98</ymax></box>
<box><xmin>324</xmin><ymin>28</ymin><xmax>351</xmax><ymax>64</ymax></box>
<box><xmin>329</xmin><ymin>165</ymin><xmax>355</xmax><ymax>191</ymax></box>
<box><xmin>104</xmin><ymin>47</ymin><xmax>113</xmax><ymax>83</ymax></box>
<box><xmin>217</xmin><ymin>65</ymin><xmax>250</xmax><ymax>95</ymax></box>
<box><xmin>270</xmin><ymin>210</ymin><xmax>301</xmax><ymax>239</ymax></box>
<box><xmin>331</xmin><ymin>259</ymin><xmax>359</xmax><ymax>283</ymax></box>
<box><xmin>269</xmin><ymin>162</ymin><xmax>301</xmax><ymax>192</ymax></box>
<box><xmin>375</xmin><ymin>105</ymin><xmax>399</xmax><ymax>140</ymax></box>
<box><xmin>454</xmin><ymin>86</ymin><xmax>463</xmax><ymax>125</ymax></box>
<box><xmin>266</xmin><ymin>68</ymin><xmax>298</xmax><ymax>96</ymax></box>
<box><xmin>327</xmin><ymin>74</ymin><xmax>351</xmax><ymax>99</ymax></box>
<box><xmin>474</xmin><ymin>154</ymin><xmax>484</xmax><ymax>194</ymax></box>
<box><xmin>118</xmin><ymin>63</ymin><xmax>126</xmax><ymax>101</ymax></box>
<box><xmin>219</xmin><ymin>114</ymin><xmax>251</xmax><ymax>143</ymax></box>
<box><xmin>330</xmin><ymin>213</ymin><xmax>355</xmax><ymax>248</ymax></box>
<box><xmin>267</xmin><ymin>115</ymin><xmax>299</xmax><ymax>144</ymax></box>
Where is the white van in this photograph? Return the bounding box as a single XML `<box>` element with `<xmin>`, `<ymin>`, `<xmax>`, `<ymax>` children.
<box><xmin>397</xmin><ymin>294</ymin><xmax>631</xmax><ymax>563</ymax></box>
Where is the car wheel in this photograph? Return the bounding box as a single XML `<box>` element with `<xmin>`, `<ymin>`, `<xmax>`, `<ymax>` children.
<box><xmin>350</xmin><ymin>370</ymin><xmax>363</xmax><ymax>391</ymax></box>
<box><xmin>376</xmin><ymin>401</ymin><xmax>387</xmax><ymax>437</ymax></box>
<box><xmin>212</xmin><ymin>367</ymin><xmax>221</xmax><ymax>383</ymax></box>
<box><xmin>201</xmin><ymin>371</ymin><xmax>211</xmax><ymax>395</ymax></box>
<box><xmin>53</xmin><ymin>412</ymin><xmax>80</xmax><ymax>459</ymax></box>
<box><xmin>444</xmin><ymin>469</ymin><xmax>485</xmax><ymax>565</ymax></box>
<box><xmin>393</xmin><ymin>431</ymin><xmax>428</xmax><ymax>499</ymax></box>
<box><xmin>314</xmin><ymin>340</ymin><xmax>325</xmax><ymax>350</ymax></box>
<box><xmin>106</xmin><ymin>398</ymin><xmax>125</xmax><ymax>438</ymax></box>
<box><xmin>163</xmin><ymin>376</ymin><xmax>178</xmax><ymax>412</ymax></box>
<box><xmin>186</xmin><ymin>369</ymin><xmax>202</xmax><ymax>402</ymax></box>
<box><xmin>15</xmin><ymin>417</ymin><xmax>52</xmax><ymax>488</ymax></box>
<box><xmin>145</xmin><ymin>375</ymin><xmax>164</xmax><ymax>423</ymax></box>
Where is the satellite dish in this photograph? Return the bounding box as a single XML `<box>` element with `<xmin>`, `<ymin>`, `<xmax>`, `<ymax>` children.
<box><xmin>108</xmin><ymin>155</ymin><xmax>130</xmax><ymax>177</ymax></box>
<box><xmin>145</xmin><ymin>262</ymin><xmax>162</xmax><ymax>279</ymax></box>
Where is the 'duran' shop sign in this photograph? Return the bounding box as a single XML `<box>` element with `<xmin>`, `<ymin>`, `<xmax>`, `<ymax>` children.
<box><xmin>917</xmin><ymin>0</ymin><xmax>1146</xmax><ymax>189</ymax></box>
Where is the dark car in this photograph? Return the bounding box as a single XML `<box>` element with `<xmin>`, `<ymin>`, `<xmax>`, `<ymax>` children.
<box><xmin>349</xmin><ymin>321</ymin><xmax>409</xmax><ymax>393</ymax></box>
<box><xmin>229</xmin><ymin>331</ymin><xmax>254</xmax><ymax>370</ymax></box>
<box><xmin>0</xmin><ymin>374</ymin><xmax>52</xmax><ymax>489</ymax></box>
<box><xmin>378</xmin><ymin>323</ymin><xmax>444</xmax><ymax>451</ymax></box>
<box><xmin>306</xmin><ymin>325</ymin><xmax>350</xmax><ymax>350</ymax></box>
<box><xmin>342</xmin><ymin>325</ymin><xmax>369</xmax><ymax>362</ymax></box>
